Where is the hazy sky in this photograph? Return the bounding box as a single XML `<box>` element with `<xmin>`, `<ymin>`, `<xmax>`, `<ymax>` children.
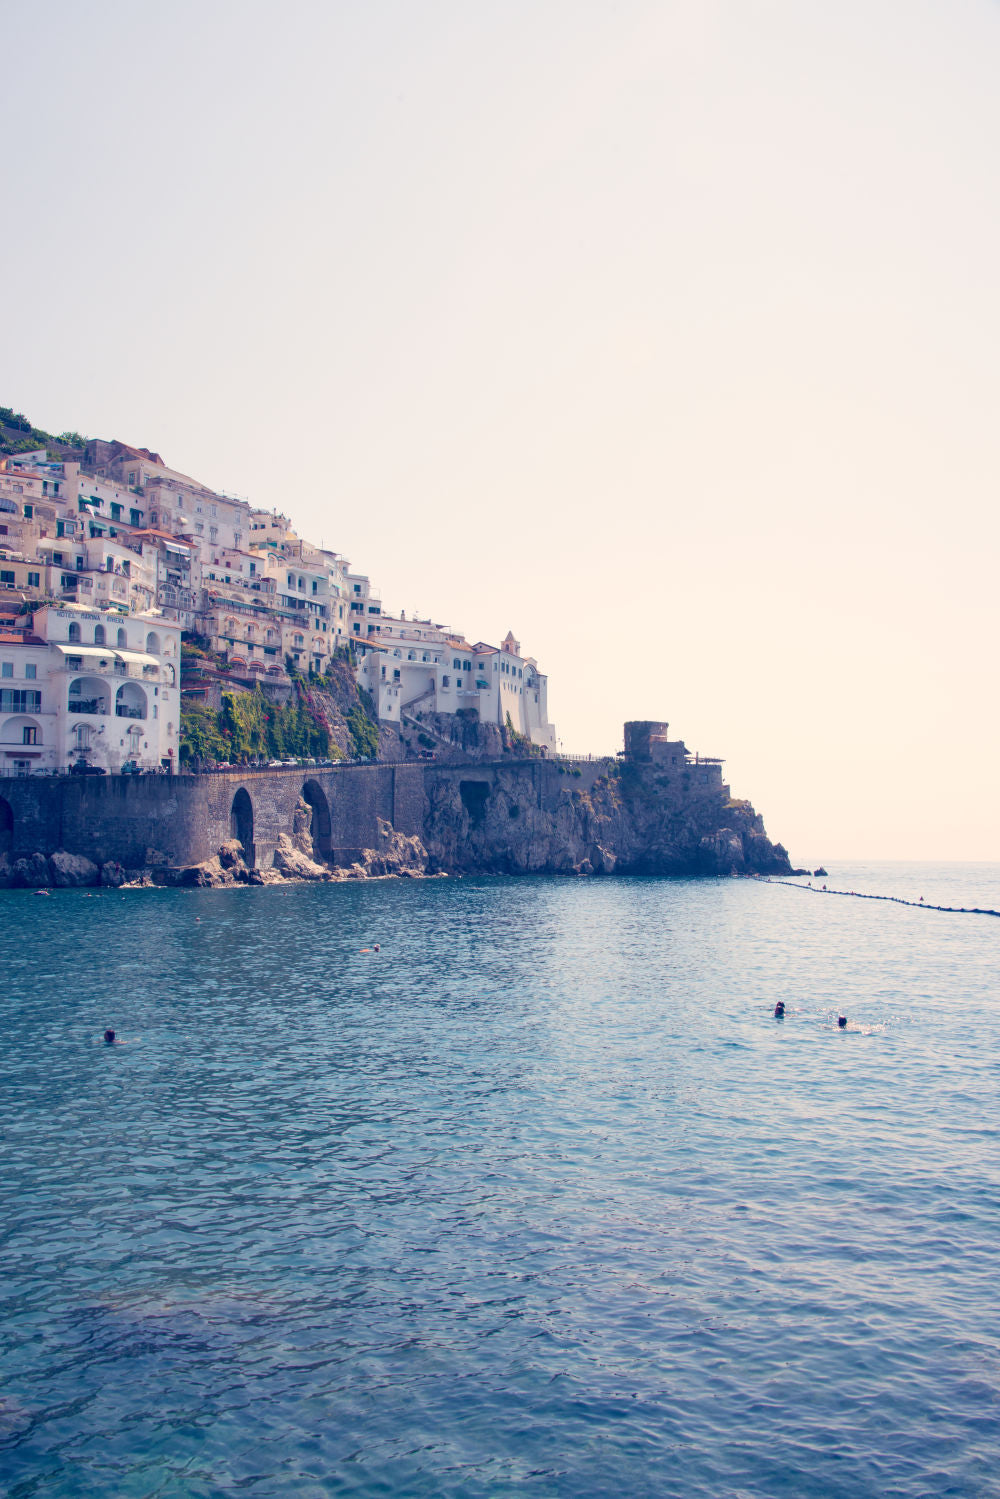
<box><xmin>3</xmin><ymin>0</ymin><xmax>998</xmax><ymax>861</ymax></box>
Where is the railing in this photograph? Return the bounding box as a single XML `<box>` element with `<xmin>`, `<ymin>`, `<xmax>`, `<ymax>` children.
<box><xmin>68</xmin><ymin>700</ymin><xmax>106</xmax><ymax>715</ymax></box>
<box><xmin>115</xmin><ymin>706</ymin><xmax>145</xmax><ymax>719</ymax></box>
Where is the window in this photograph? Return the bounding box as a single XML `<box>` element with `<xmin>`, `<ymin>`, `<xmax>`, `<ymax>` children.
<box><xmin>0</xmin><ymin>689</ymin><xmax>41</xmax><ymax>712</ymax></box>
<box><xmin>94</xmin><ymin>625</ymin><xmax>106</xmax><ymax>646</ymax></box>
<box><xmin>110</xmin><ymin>503</ymin><xmax>122</xmax><ymax>521</ymax></box>
<box><xmin>68</xmin><ymin>623</ymin><xmax>81</xmax><ymax>643</ymax></box>
<box><xmin>117</xmin><ymin>628</ymin><xmax>127</xmax><ymax>647</ymax></box>
<box><xmin>28</xmin><ymin>572</ymin><xmax>39</xmax><ymax>587</ymax></box>
<box><xmin>453</xmin><ymin>658</ymin><xmax>461</xmax><ymax>669</ymax></box>
<box><xmin>23</xmin><ymin>504</ymin><xmax>32</xmax><ymax>518</ymax></box>
<box><xmin>1</xmin><ymin>662</ymin><xmax>11</xmax><ymax>677</ymax></box>
<box><xmin>130</xmin><ymin>510</ymin><xmax>141</xmax><ymax>527</ymax></box>
<box><xmin>22</xmin><ymin>726</ymin><xmax>37</xmax><ymax>745</ymax></box>
<box><xmin>0</xmin><ymin>570</ymin><xmax>13</xmax><ymax>586</ymax></box>
<box><xmin>25</xmin><ymin>664</ymin><xmax>36</xmax><ymax>680</ymax></box>
<box><xmin>442</xmin><ymin>675</ymin><xmax>450</xmax><ymax>688</ymax></box>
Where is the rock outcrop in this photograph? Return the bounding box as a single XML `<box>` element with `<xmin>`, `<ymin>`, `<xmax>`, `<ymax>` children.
<box><xmin>422</xmin><ymin>761</ymin><xmax>789</xmax><ymax>878</ymax></box>
<box><xmin>48</xmin><ymin>852</ymin><xmax>100</xmax><ymax>888</ymax></box>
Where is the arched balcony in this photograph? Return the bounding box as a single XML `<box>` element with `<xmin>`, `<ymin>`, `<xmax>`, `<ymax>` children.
<box><xmin>68</xmin><ymin>676</ymin><xmax>109</xmax><ymax>716</ymax></box>
<box><xmin>1</xmin><ymin>714</ymin><xmax>43</xmax><ymax>748</ymax></box>
<box><xmin>115</xmin><ymin>682</ymin><xmax>147</xmax><ymax>720</ymax></box>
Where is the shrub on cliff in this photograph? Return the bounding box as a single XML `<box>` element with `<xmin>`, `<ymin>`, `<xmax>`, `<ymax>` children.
<box><xmin>181</xmin><ymin>684</ymin><xmax>333</xmax><ymax>764</ymax></box>
<box><xmin>347</xmin><ymin>695</ymin><xmax>379</xmax><ymax>759</ymax></box>
<box><xmin>179</xmin><ymin>702</ymin><xmax>229</xmax><ymax>763</ymax></box>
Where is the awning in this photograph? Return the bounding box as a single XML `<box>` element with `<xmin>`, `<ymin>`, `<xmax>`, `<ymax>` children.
<box><xmin>54</xmin><ymin>644</ymin><xmax>116</xmax><ymax>664</ymax></box>
<box><xmin>115</xmin><ymin>650</ymin><xmax>158</xmax><ymax>666</ymax></box>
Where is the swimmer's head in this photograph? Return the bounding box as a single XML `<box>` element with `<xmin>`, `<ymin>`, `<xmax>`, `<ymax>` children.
<box><xmin>104</xmin><ymin>1029</ymin><xmax>116</xmax><ymax>1044</ymax></box>
<box><xmin>774</xmin><ymin>1001</ymin><xmax>785</xmax><ymax>1018</ymax></box>
<box><xmin>837</xmin><ymin>1015</ymin><xmax>847</xmax><ymax>1029</ymax></box>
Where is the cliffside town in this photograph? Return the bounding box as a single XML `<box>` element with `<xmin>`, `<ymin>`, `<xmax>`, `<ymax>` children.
<box><xmin>0</xmin><ymin>413</ymin><xmax>554</xmax><ymax>776</ymax></box>
<box><xmin>0</xmin><ymin>407</ymin><xmax>792</xmax><ymax>886</ymax></box>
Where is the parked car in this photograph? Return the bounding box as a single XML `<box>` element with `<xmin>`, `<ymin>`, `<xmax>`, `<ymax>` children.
<box><xmin>70</xmin><ymin>762</ymin><xmax>107</xmax><ymax>776</ymax></box>
<box><xmin>267</xmin><ymin>759</ymin><xmax>283</xmax><ymax>768</ymax></box>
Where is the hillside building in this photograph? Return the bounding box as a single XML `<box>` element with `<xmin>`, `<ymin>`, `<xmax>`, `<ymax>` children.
<box><xmin>0</xmin><ymin>603</ymin><xmax>181</xmax><ymax>775</ymax></box>
<box><xmin>0</xmin><ymin>433</ymin><xmax>557</xmax><ymax>754</ymax></box>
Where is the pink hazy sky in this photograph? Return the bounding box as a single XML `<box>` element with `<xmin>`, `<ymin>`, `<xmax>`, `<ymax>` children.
<box><xmin>2</xmin><ymin>0</ymin><xmax>998</xmax><ymax>861</ymax></box>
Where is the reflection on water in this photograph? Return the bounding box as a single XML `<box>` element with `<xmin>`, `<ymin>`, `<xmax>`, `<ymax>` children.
<box><xmin>2</xmin><ymin>865</ymin><xmax>999</xmax><ymax>1497</ymax></box>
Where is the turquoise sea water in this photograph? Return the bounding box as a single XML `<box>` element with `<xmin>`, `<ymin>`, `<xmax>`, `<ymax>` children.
<box><xmin>2</xmin><ymin>863</ymin><xmax>999</xmax><ymax>1498</ymax></box>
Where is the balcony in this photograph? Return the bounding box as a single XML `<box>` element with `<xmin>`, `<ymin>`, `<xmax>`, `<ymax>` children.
<box><xmin>115</xmin><ymin>705</ymin><xmax>144</xmax><ymax>719</ymax></box>
<box><xmin>68</xmin><ymin>700</ymin><xmax>107</xmax><ymax>715</ymax></box>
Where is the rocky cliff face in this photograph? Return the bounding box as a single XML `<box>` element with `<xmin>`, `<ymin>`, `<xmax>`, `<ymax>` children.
<box><xmin>422</xmin><ymin>762</ymin><xmax>790</xmax><ymax>878</ymax></box>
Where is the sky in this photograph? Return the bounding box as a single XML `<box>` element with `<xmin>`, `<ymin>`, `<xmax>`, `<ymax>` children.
<box><xmin>2</xmin><ymin>0</ymin><xmax>998</xmax><ymax>862</ymax></box>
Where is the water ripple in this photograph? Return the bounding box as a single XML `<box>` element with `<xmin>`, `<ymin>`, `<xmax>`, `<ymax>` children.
<box><xmin>2</xmin><ymin>867</ymin><xmax>1000</xmax><ymax>1496</ymax></box>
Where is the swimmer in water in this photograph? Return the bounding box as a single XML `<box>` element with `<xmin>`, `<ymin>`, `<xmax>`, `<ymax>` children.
<box><xmin>103</xmin><ymin>1029</ymin><xmax>117</xmax><ymax>1044</ymax></box>
<box><xmin>374</xmin><ymin>943</ymin><xmax>380</xmax><ymax>953</ymax></box>
<box><xmin>774</xmin><ymin>1001</ymin><xmax>785</xmax><ymax>1019</ymax></box>
<box><xmin>838</xmin><ymin>1015</ymin><xmax>847</xmax><ymax>1029</ymax></box>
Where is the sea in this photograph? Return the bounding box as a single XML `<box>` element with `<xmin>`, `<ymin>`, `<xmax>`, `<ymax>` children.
<box><xmin>2</xmin><ymin>862</ymin><xmax>998</xmax><ymax>1498</ymax></box>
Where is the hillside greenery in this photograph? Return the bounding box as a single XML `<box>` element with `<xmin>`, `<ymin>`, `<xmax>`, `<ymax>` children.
<box><xmin>0</xmin><ymin>404</ymin><xmax>87</xmax><ymax>458</ymax></box>
<box><xmin>180</xmin><ymin>684</ymin><xmax>334</xmax><ymax>764</ymax></box>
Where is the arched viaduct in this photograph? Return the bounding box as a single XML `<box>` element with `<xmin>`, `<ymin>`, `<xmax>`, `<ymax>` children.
<box><xmin>0</xmin><ymin>759</ymin><xmax>603</xmax><ymax>874</ymax></box>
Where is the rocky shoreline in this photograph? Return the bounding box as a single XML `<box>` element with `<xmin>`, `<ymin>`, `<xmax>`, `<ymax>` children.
<box><xmin>1</xmin><ymin>762</ymin><xmax>791</xmax><ymax>890</ymax></box>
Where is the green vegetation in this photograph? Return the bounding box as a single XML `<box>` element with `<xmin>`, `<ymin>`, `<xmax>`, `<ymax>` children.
<box><xmin>179</xmin><ymin>683</ymin><xmax>335</xmax><ymax>764</ymax></box>
<box><xmin>504</xmin><ymin>710</ymin><xmax>543</xmax><ymax>757</ymax></box>
<box><xmin>347</xmin><ymin>691</ymin><xmax>379</xmax><ymax>759</ymax></box>
<box><xmin>0</xmin><ymin>405</ymin><xmax>87</xmax><ymax>457</ymax></box>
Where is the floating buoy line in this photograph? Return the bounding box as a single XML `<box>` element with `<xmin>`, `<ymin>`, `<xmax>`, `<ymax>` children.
<box><xmin>752</xmin><ymin>876</ymin><xmax>999</xmax><ymax>919</ymax></box>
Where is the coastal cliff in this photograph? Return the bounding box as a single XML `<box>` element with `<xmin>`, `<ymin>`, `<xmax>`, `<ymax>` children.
<box><xmin>422</xmin><ymin>759</ymin><xmax>789</xmax><ymax>878</ymax></box>
<box><xmin>0</xmin><ymin>720</ymin><xmax>790</xmax><ymax>887</ymax></box>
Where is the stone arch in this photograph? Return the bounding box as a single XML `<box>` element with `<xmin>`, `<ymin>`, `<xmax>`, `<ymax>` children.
<box><xmin>117</xmin><ymin>627</ymin><xmax>128</xmax><ymax>647</ymax></box>
<box><xmin>230</xmin><ymin>787</ymin><xmax>254</xmax><ymax>865</ymax></box>
<box><xmin>301</xmin><ymin>779</ymin><xmax>331</xmax><ymax>858</ymax></box>
<box><xmin>68</xmin><ymin>622</ymin><xmax>81</xmax><ymax>643</ymax></box>
<box><xmin>94</xmin><ymin>624</ymin><xmax>106</xmax><ymax>646</ymax></box>
<box><xmin>145</xmin><ymin>631</ymin><xmax>161</xmax><ymax>654</ymax></box>
<box><xmin>0</xmin><ymin>796</ymin><xmax>12</xmax><ymax>858</ymax></box>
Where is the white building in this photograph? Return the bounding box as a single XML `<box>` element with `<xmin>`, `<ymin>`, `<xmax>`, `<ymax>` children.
<box><xmin>0</xmin><ymin>604</ymin><xmax>182</xmax><ymax>775</ymax></box>
<box><xmin>358</xmin><ymin>624</ymin><xmax>555</xmax><ymax>748</ymax></box>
